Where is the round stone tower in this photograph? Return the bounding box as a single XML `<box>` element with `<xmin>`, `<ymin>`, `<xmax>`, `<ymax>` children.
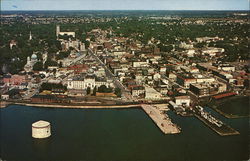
<box><xmin>32</xmin><ymin>120</ymin><xmax>51</xmax><ymax>139</ymax></box>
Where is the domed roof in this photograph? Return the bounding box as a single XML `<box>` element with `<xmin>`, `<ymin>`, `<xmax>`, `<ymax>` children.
<box><xmin>31</xmin><ymin>53</ymin><xmax>37</xmax><ymax>59</ymax></box>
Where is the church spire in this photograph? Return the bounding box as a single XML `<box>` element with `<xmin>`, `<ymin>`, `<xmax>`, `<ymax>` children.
<box><xmin>29</xmin><ymin>31</ymin><xmax>32</xmax><ymax>40</ymax></box>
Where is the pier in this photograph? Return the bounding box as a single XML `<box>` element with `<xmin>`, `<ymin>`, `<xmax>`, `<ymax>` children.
<box><xmin>193</xmin><ymin>106</ymin><xmax>240</xmax><ymax>136</ymax></box>
<box><xmin>141</xmin><ymin>104</ymin><xmax>180</xmax><ymax>134</ymax></box>
<box><xmin>194</xmin><ymin>114</ymin><xmax>240</xmax><ymax>136</ymax></box>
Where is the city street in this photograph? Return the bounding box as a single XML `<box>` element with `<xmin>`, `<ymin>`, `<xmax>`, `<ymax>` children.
<box><xmin>88</xmin><ymin>49</ymin><xmax>133</xmax><ymax>101</ymax></box>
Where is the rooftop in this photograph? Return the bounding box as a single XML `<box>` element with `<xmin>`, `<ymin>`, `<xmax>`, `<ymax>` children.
<box><xmin>32</xmin><ymin>120</ymin><xmax>50</xmax><ymax>128</ymax></box>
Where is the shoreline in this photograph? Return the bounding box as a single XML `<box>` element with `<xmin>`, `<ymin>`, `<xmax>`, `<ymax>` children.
<box><xmin>9</xmin><ymin>102</ymin><xmax>141</xmax><ymax>109</ymax></box>
<box><xmin>210</xmin><ymin>105</ymin><xmax>250</xmax><ymax>119</ymax></box>
<box><xmin>207</xmin><ymin>96</ymin><xmax>250</xmax><ymax>119</ymax></box>
<box><xmin>3</xmin><ymin>101</ymin><xmax>181</xmax><ymax>135</ymax></box>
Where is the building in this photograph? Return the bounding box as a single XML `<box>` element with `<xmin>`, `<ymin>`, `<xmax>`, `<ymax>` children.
<box><xmin>133</xmin><ymin>61</ymin><xmax>148</xmax><ymax>68</ymax></box>
<box><xmin>56</xmin><ymin>25</ymin><xmax>75</xmax><ymax>38</ymax></box>
<box><xmin>175</xmin><ymin>96</ymin><xmax>191</xmax><ymax>107</ymax></box>
<box><xmin>177</xmin><ymin>75</ymin><xmax>197</xmax><ymax>89</ymax></box>
<box><xmin>131</xmin><ymin>86</ymin><xmax>145</xmax><ymax>97</ymax></box>
<box><xmin>31</xmin><ymin>95</ymin><xmax>70</xmax><ymax>103</ymax></box>
<box><xmin>67</xmin><ymin>74</ymin><xmax>113</xmax><ymax>90</ymax></box>
<box><xmin>9</xmin><ymin>40</ymin><xmax>17</xmax><ymax>49</ymax></box>
<box><xmin>190</xmin><ymin>83</ymin><xmax>210</xmax><ymax>96</ymax></box>
<box><xmin>32</xmin><ymin>120</ymin><xmax>51</xmax><ymax>139</ymax></box>
<box><xmin>1</xmin><ymin>94</ymin><xmax>9</xmax><ymax>100</ymax></box>
<box><xmin>3</xmin><ymin>74</ymin><xmax>27</xmax><ymax>86</ymax></box>
<box><xmin>202</xmin><ymin>47</ymin><xmax>224</xmax><ymax>57</ymax></box>
<box><xmin>145</xmin><ymin>87</ymin><xmax>162</xmax><ymax>100</ymax></box>
<box><xmin>179</xmin><ymin>42</ymin><xmax>193</xmax><ymax>49</ymax></box>
<box><xmin>24</xmin><ymin>53</ymin><xmax>38</xmax><ymax>72</ymax></box>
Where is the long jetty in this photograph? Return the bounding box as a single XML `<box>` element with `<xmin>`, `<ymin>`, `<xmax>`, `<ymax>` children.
<box><xmin>141</xmin><ymin>104</ymin><xmax>180</xmax><ymax>134</ymax></box>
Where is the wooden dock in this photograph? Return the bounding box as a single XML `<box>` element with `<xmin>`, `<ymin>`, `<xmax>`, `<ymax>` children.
<box><xmin>141</xmin><ymin>104</ymin><xmax>180</xmax><ymax>134</ymax></box>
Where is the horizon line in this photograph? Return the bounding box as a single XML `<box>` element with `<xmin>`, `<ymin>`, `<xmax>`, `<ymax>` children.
<box><xmin>1</xmin><ymin>9</ymin><xmax>250</xmax><ymax>12</ymax></box>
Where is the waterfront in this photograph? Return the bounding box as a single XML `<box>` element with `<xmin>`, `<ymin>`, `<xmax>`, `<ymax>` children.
<box><xmin>0</xmin><ymin>105</ymin><xmax>249</xmax><ymax>161</ymax></box>
<box><xmin>216</xmin><ymin>96</ymin><xmax>250</xmax><ymax>118</ymax></box>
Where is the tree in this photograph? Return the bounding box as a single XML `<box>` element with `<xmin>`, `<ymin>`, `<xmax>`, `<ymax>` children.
<box><xmin>40</xmin><ymin>83</ymin><xmax>67</xmax><ymax>92</ymax></box>
<box><xmin>98</xmin><ymin>85</ymin><xmax>113</xmax><ymax>93</ymax></box>
<box><xmin>98</xmin><ymin>85</ymin><xmax>107</xmax><ymax>93</ymax></box>
<box><xmin>85</xmin><ymin>40</ymin><xmax>90</xmax><ymax>48</ymax></box>
<box><xmin>92</xmin><ymin>86</ymin><xmax>97</xmax><ymax>96</ymax></box>
<box><xmin>114</xmin><ymin>88</ymin><xmax>122</xmax><ymax>97</ymax></box>
<box><xmin>59</xmin><ymin>62</ymin><xmax>63</xmax><ymax>68</ymax></box>
<box><xmin>90</xmin><ymin>36</ymin><xmax>95</xmax><ymax>42</ymax></box>
<box><xmin>33</xmin><ymin>62</ymin><xmax>43</xmax><ymax>71</ymax></box>
<box><xmin>56</xmin><ymin>51</ymin><xmax>70</xmax><ymax>60</ymax></box>
<box><xmin>87</xmin><ymin>87</ymin><xmax>91</xmax><ymax>95</ymax></box>
<box><xmin>194</xmin><ymin>42</ymin><xmax>206</xmax><ymax>48</ymax></box>
<box><xmin>44</xmin><ymin>60</ymin><xmax>58</xmax><ymax>69</ymax></box>
<box><xmin>157</xmin><ymin>44</ymin><xmax>173</xmax><ymax>52</ymax></box>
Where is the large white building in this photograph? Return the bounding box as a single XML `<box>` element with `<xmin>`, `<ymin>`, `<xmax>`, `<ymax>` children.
<box><xmin>56</xmin><ymin>25</ymin><xmax>75</xmax><ymax>38</ymax></box>
<box><xmin>67</xmin><ymin>74</ymin><xmax>114</xmax><ymax>90</ymax></box>
<box><xmin>24</xmin><ymin>53</ymin><xmax>38</xmax><ymax>72</ymax></box>
<box><xmin>175</xmin><ymin>96</ymin><xmax>191</xmax><ymax>107</ymax></box>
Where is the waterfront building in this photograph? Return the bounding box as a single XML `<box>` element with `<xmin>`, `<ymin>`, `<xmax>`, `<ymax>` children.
<box><xmin>67</xmin><ymin>74</ymin><xmax>113</xmax><ymax>90</ymax></box>
<box><xmin>145</xmin><ymin>87</ymin><xmax>162</xmax><ymax>100</ymax></box>
<box><xmin>190</xmin><ymin>83</ymin><xmax>211</xmax><ymax>96</ymax></box>
<box><xmin>131</xmin><ymin>86</ymin><xmax>145</xmax><ymax>97</ymax></box>
<box><xmin>175</xmin><ymin>96</ymin><xmax>191</xmax><ymax>107</ymax></box>
<box><xmin>1</xmin><ymin>94</ymin><xmax>9</xmax><ymax>100</ymax></box>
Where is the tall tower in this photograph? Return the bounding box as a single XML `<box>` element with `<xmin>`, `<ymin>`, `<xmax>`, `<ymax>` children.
<box><xmin>29</xmin><ymin>31</ymin><xmax>32</xmax><ymax>40</ymax></box>
<box><xmin>56</xmin><ymin>25</ymin><xmax>60</xmax><ymax>38</ymax></box>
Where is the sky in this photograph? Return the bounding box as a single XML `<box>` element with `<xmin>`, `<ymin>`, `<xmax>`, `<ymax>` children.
<box><xmin>1</xmin><ymin>0</ymin><xmax>249</xmax><ymax>10</ymax></box>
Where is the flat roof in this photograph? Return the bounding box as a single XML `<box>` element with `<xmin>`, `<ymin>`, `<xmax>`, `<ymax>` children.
<box><xmin>32</xmin><ymin>120</ymin><xmax>50</xmax><ymax>128</ymax></box>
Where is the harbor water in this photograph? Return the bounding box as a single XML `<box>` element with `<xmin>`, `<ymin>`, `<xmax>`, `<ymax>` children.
<box><xmin>0</xmin><ymin>104</ymin><xmax>249</xmax><ymax>161</ymax></box>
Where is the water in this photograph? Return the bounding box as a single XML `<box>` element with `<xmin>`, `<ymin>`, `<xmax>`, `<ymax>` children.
<box><xmin>0</xmin><ymin>105</ymin><xmax>249</xmax><ymax>161</ymax></box>
<box><xmin>216</xmin><ymin>96</ymin><xmax>250</xmax><ymax>117</ymax></box>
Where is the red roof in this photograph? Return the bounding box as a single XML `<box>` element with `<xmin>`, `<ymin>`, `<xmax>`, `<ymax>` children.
<box><xmin>212</xmin><ymin>92</ymin><xmax>237</xmax><ymax>99</ymax></box>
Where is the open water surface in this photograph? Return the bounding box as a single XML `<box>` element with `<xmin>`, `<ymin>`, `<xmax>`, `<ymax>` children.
<box><xmin>0</xmin><ymin>105</ymin><xmax>249</xmax><ymax>161</ymax></box>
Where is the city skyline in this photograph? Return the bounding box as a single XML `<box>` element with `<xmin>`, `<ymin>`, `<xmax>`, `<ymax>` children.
<box><xmin>1</xmin><ymin>0</ymin><xmax>249</xmax><ymax>11</ymax></box>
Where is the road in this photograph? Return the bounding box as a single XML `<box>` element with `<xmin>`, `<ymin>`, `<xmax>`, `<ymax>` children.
<box><xmin>161</xmin><ymin>74</ymin><xmax>197</xmax><ymax>99</ymax></box>
<box><xmin>88</xmin><ymin>49</ymin><xmax>133</xmax><ymax>101</ymax></box>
